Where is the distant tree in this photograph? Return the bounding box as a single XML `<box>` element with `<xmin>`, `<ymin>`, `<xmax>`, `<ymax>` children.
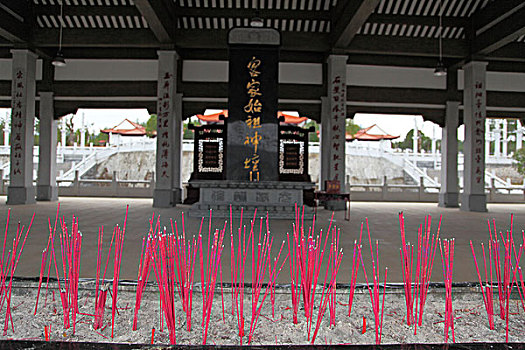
<box><xmin>93</xmin><ymin>131</ymin><xmax>109</xmax><ymax>146</ymax></box>
<box><xmin>34</xmin><ymin>119</ymin><xmax>39</xmax><ymax>146</ymax></box>
<box><xmin>392</xmin><ymin>129</ymin><xmax>434</xmax><ymax>152</ymax></box>
<box><xmin>303</xmin><ymin>119</ymin><xmax>319</xmax><ymax>142</ymax></box>
<box><xmin>0</xmin><ymin>120</ymin><xmax>6</xmax><ymax>146</ymax></box>
<box><xmin>65</xmin><ymin>115</ymin><xmax>76</xmax><ymax>145</ymax></box>
<box><xmin>346</xmin><ymin>119</ymin><xmax>361</xmax><ymax>136</ymax></box>
<box><xmin>183</xmin><ymin>119</ymin><xmax>202</xmax><ymax>139</ymax></box>
<box><xmin>513</xmin><ymin>148</ymin><xmax>525</xmax><ymax>175</ymax></box>
<box><xmin>143</xmin><ymin>114</ymin><xmax>157</xmax><ymax>138</ymax></box>
<box><xmin>183</xmin><ymin>122</ymin><xmax>194</xmax><ymax>139</ymax></box>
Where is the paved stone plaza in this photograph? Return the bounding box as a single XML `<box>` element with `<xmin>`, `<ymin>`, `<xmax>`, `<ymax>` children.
<box><xmin>2</xmin><ymin>196</ymin><xmax>524</xmax><ymax>284</ymax></box>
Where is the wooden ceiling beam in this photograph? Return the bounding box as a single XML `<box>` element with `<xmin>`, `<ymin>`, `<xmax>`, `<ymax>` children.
<box><xmin>347</xmin><ymin>35</ymin><xmax>468</xmax><ymax>58</ymax></box>
<box><xmin>472</xmin><ymin>5</ymin><xmax>525</xmax><ymax>56</ymax></box>
<box><xmin>134</xmin><ymin>0</ymin><xmax>176</xmax><ymax>44</ymax></box>
<box><xmin>470</xmin><ymin>0</ymin><xmax>525</xmax><ymax>34</ymax></box>
<box><xmin>177</xmin><ymin>8</ymin><xmax>331</xmax><ymax>21</ymax></box>
<box><xmin>0</xmin><ymin>3</ymin><xmax>29</xmax><ymax>42</ymax></box>
<box><xmin>367</xmin><ymin>14</ymin><xmax>467</xmax><ymax>28</ymax></box>
<box><xmin>331</xmin><ymin>0</ymin><xmax>381</xmax><ymax>49</ymax></box>
<box><xmin>33</xmin><ymin>4</ymin><xmax>140</xmax><ymax>17</ymax></box>
<box><xmin>33</xmin><ymin>28</ymin><xmax>159</xmax><ymax>47</ymax></box>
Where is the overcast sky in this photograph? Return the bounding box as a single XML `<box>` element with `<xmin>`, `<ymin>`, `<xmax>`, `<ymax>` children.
<box><xmin>0</xmin><ymin>107</ymin><xmax>455</xmax><ymax>141</ymax></box>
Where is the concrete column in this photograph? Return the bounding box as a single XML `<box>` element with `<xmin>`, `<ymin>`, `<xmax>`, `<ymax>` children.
<box><xmin>494</xmin><ymin>120</ymin><xmax>501</xmax><ymax>157</ymax></box>
<box><xmin>80</xmin><ymin>129</ymin><xmax>86</xmax><ymax>148</ymax></box>
<box><xmin>485</xmin><ymin>119</ymin><xmax>491</xmax><ymax>157</ymax></box>
<box><xmin>320</xmin><ymin>96</ymin><xmax>331</xmax><ymax>191</ymax></box>
<box><xmin>517</xmin><ymin>119</ymin><xmax>523</xmax><ymax>151</ymax></box>
<box><xmin>413</xmin><ymin>118</ymin><xmax>418</xmax><ymax>154</ymax></box>
<box><xmin>431</xmin><ymin>124</ymin><xmax>437</xmax><ymax>155</ymax></box>
<box><xmin>461</xmin><ymin>61</ymin><xmax>488</xmax><ymax>212</ymax></box>
<box><xmin>3</xmin><ymin>124</ymin><xmax>9</xmax><ymax>146</ymax></box>
<box><xmin>324</xmin><ymin>54</ymin><xmax>347</xmax><ymax>210</ymax></box>
<box><xmin>60</xmin><ymin>118</ymin><xmax>66</xmax><ymax>147</ymax></box>
<box><xmin>2</xmin><ymin>111</ymin><xmax>9</xmax><ymax>146</ymax></box>
<box><xmin>7</xmin><ymin>49</ymin><xmax>37</xmax><ymax>204</ymax></box>
<box><xmin>172</xmin><ymin>93</ymin><xmax>183</xmax><ymax>204</ymax></box>
<box><xmin>37</xmin><ymin>92</ymin><xmax>58</xmax><ymax>201</ymax></box>
<box><xmin>80</xmin><ymin>112</ymin><xmax>86</xmax><ymax>148</ymax></box>
<box><xmin>439</xmin><ymin>101</ymin><xmax>460</xmax><ymax>207</ymax></box>
<box><xmin>153</xmin><ymin>50</ymin><xmax>179</xmax><ymax>208</ymax></box>
<box><xmin>502</xmin><ymin>119</ymin><xmax>508</xmax><ymax>156</ymax></box>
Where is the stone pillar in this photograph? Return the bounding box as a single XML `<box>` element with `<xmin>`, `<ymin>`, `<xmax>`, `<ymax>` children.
<box><xmin>431</xmin><ymin>124</ymin><xmax>437</xmax><ymax>155</ymax></box>
<box><xmin>517</xmin><ymin>119</ymin><xmax>523</xmax><ymax>151</ymax></box>
<box><xmin>439</xmin><ymin>101</ymin><xmax>460</xmax><ymax>207</ymax></box>
<box><xmin>7</xmin><ymin>50</ymin><xmax>37</xmax><ymax>204</ymax></box>
<box><xmin>319</xmin><ymin>96</ymin><xmax>331</xmax><ymax>191</ymax></box>
<box><xmin>3</xmin><ymin>123</ymin><xmax>9</xmax><ymax>146</ymax></box>
<box><xmin>485</xmin><ymin>119</ymin><xmax>491</xmax><ymax>157</ymax></box>
<box><xmin>80</xmin><ymin>112</ymin><xmax>86</xmax><ymax>148</ymax></box>
<box><xmin>153</xmin><ymin>50</ymin><xmax>178</xmax><ymax>208</ymax></box>
<box><xmin>172</xmin><ymin>93</ymin><xmax>183</xmax><ymax>204</ymax></box>
<box><xmin>37</xmin><ymin>92</ymin><xmax>58</xmax><ymax>201</ymax></box>
<box><xmin>60</xmin><ymin>118</ymin><xmax>66</xmax><ymax>147</ymax></box>
<box><xmin>502</xmin><ymin>119</ymin><xmax>508</xmax><ymax>156</ymax></box>
<box><xmin>413</xmin><ymin>118</ymin><xmax>418</xmax><ymax>154</ymax></box>
<box><xmin>325</xmin><ymin>54</ymin><xmax>347</xmax><ymax>210</ymax></box>
<box><xmin>461</xmin><ymin>61</ymin><xmax>488</xmax><ymax>212</ymax></box>
<box><xmin>494</xmin><ymin>120</ymin><xmax>501</xmax><ymax>157</ymax></box>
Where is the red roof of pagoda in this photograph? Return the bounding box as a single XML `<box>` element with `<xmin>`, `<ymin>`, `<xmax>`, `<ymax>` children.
<box><xmin>346</xmin><ymin>124</ymin><xmax>399</xmax><ymax>141</ymax></box>
<box><xmin>196</xmin><ymin>110</ymin><xmax>308</xmax><ymax>124</ymax></box>
<box><xmin>101</xmin><ymin>118</ymin><xmax>155</xmax><ymax>136</ymax></box>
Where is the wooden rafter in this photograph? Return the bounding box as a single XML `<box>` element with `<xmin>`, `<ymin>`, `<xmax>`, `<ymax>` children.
<box><xmin>331</xmin><ymin>0</ymin><xmax>381</xmax><ymax>49</ymax></box>
<box><xmin>134</xmin><ymin>0</ymin><xmax>176</xmax><ymax>44</ymax></box>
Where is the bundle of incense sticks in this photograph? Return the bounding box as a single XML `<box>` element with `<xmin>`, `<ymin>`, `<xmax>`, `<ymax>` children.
<box><xmin>0</xmin><ymin>210</ymin><xmax>35</xmax><ymax>336</ymax></box>
<box><xmin>469</xmin><ymin>239</ymin><xmax>494</xmax><ymax>330</ymax></box>
<box><xmin>347</xmin><ymin>223</ymin><xmax>363</xmax><ymax>317</ymax></box>
<box><xmin>414</xmin><ymin>215</ymin><xmax>441</xmax><ymax>331</ymax></box>
<box><xmin>35</xmin><ymin>205</ymin><xmax>60</xmax><ymax>315</ymax></box>
<box><xmin>94</xmin><ymin>224</ymin><xmax>117</xmax><ymax>330</ymax></box>
<box><xmin>287</xmin><ymin>204</ymin><xmax>335</xmax><ymax>334</ymax></box>
<box><xmin>132</xmin><ymin>215</ymin><xmax>157</xmax><ymax>331</ymax></box>
<box><xmin>487</xmin><ymin>216</ymin><xmax>522</xmax><ymax>342</ymax></box>
<box><xmin>398</xmin><ymin>212</ymin><xmax>414</xmax><ymax>326</ymax></box>
<box><xmin>266</xmin><ymin>239</ymin><xmax>288</xmax><ymax>319</ymax></box>
<box><xmin>510</xmin><ymin>240</ymin><xmax>524</xmax><ymax>314</ymax></box>
<box><xmin>311</xmin><ymin>227</ymin><xmax>343</xmax><ymax>344</ymax></box>
<box><xmin>518</xmin><ymin>265</ymin><xmax>525</xmax><ymax>313</ymax></box>
<box><xmin>439</xmin><ymin>239</ymin><xmax>455</xmax><ymax>343</ymax></box>
<box><xmin>248</xmin><ymin>216</ymin><xmax>272</xmax><ymax>343</ymax></box>
<box><xmin>359</xmin><ymin>218</ymin><xmax>387</xmax><ymax>345</ymax></box>
<box><xmin>200</xmin><ymin>214</ymin><xmax>226</xmax><ymax>345</ymax></box>
<box><xmin>58</xmin><ymin>215</ymin><xmax>83</xmax><ymax>334</ymax></box>
<box><xmin>327</xmin><ymin>227</ymin><xmax>342</xmax><ymax>328</ymax></box>
<box><xmin>150</xmin><ymin>226</ymin><xmax>178</xmax><ymax>344</ymax></box>
<box><xmin>398</xmin><ymin>213</ymin><xmax>441</xmax><ymax>333</ymax></box>
<box><xmin>247</xmin><ymin>217</ymin><xmax>288</xmax><ymax>344</ymax></box>
<box><xmin>110</xmin><ymin>205</ymin><xmax>128</xmax><ymax>338</ymax></box>
<box><xmin>44</xmin><ymin>211</ymin><xmax>82</xmax><ymax>333</ymax></box>
<box><xmin>171</xmin><ymin>214</ymin><xmax>198</xmax><ymax>331</ymax></box>
<box><xmin>230</xmin><ymin>207</ymin><xmax>256</xmax><ymax>344</ymax></box>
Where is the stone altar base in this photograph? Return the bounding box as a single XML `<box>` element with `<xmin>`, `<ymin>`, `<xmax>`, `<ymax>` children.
<box><xmin>188</xmin><ymin>180</ymin><xmax>315</xmax><ymax>219</ymax></box>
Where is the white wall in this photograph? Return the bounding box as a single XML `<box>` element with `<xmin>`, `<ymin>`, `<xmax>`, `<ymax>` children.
<box><xmin>54</xmin><ymin>59</ymin><xmax>158</xmax><ymax>81</ymax></box>
<box><xmin>0</xmin><ymin>58</ymin><xmax>42</xmax><ymax>80</ymax></box>
<box><xmin>2</xmin><ymin>57</ymin><xmax>525</xmax><ymax>93</ymax></box>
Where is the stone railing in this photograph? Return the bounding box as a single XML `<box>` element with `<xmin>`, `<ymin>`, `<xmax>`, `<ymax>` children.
<box><xmin>0</xmin><ymin>175</ymin><xmax>522</xmax><ymax>203</ymax></box>
<box><xmin>347</xmin><ymin>176</ymin><xmax>525</xmax><ymax>203</ymax></box>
